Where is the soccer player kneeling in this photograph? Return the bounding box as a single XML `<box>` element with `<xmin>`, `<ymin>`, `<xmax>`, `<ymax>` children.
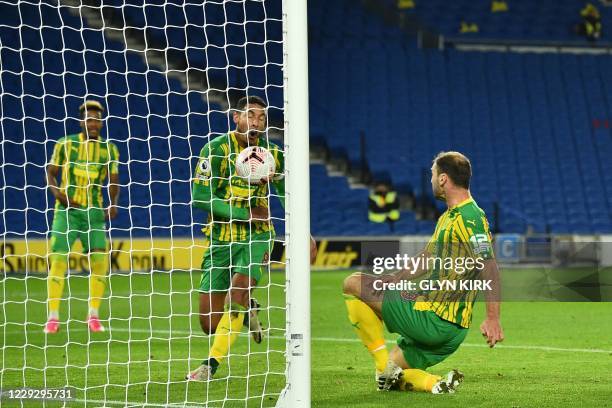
<box><xmin>343</xmin><ymin>151</ymin><xmax>504</xmax><ymax>394</ymax></box>
<box><xmin>187</xmin><ymin>96</ymin><xmax>316</xmax><ymax>381</ymax></box>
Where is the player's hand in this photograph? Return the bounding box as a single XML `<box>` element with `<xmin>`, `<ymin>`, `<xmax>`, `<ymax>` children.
<box><xmin>55</xmin><ymin>192</ymin><xmax>69</xmax><ymax>207</ymax></box>
<box><xmin>105</xmin><ymin>205</ymin><xmax>118</xmax><ymax>220</ymax></box>
<box><xmin>54</xmin><ymin>192</ymin><xmax>74</xmax><ymax>208</ymax></box>
<box><xmin>310</xmin><ymin>236</ymin><xmax>317</xmax><ymax>264</ymax></box>
<box><xmin>250</xmin><ymin>206</ymin><xmax>270</xmax><ymax>221</ymax></box>
<box><xmin>480</xmin><ymin>318</ymin><xmax>504</xmax><ymax>348</ymax></box>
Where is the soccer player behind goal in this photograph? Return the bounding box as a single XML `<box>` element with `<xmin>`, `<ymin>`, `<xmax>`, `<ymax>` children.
<box><xmin>44</xmin><ymin>101</ymin><xmax>120</xmax><ymax>334</ymax></box>
<box><xmin>343</xmin><ymin>151</ymin><xmax>504</xmax><ymax>394</ymax></box>
<box><xmin>187</xmin><ymin>95</ymin><xmax>316</xmax><ymax>381</ymax></box>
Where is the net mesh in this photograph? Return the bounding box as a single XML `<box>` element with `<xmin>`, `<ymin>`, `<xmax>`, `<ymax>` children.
<box><xmin>1</xmin><ymin>0</ymin><xmax>287</xmax><ymax>406</ymax></box>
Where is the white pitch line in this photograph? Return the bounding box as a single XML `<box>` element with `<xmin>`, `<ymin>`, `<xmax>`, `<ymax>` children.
<box><xmin>3</xmin><ymin>327</ymin><xmax>612</xmax><ymax>354</ymax></box>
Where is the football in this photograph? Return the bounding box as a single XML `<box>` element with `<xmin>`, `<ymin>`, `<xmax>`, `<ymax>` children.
<box><xmin>235</xmin><ymin>146</ymin><xmax>276</xmax><ymax>184</ymax></box>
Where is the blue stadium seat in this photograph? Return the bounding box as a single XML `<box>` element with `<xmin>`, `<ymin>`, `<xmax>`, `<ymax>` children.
<box><xmin>307</xmin><ymin>3</ymin><xmax>612</xmax><ymax>234</ymax></box>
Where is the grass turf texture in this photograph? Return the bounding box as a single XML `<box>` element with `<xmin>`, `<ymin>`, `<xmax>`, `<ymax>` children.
<box><xmin>1</xmin><ymin>270</ymin><xmax>611</xmax><ymax>407</ymax></box>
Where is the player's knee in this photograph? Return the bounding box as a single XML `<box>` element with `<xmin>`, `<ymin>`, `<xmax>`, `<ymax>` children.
<box><xmin>343</xmin><ymin>273</ymin><xmax>360</xmax><ymax>296</ymax></box>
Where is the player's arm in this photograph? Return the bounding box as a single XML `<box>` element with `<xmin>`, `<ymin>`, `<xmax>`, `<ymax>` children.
<box><xmin>479</xmin><ymin>258</ymin><xmax>504</xmax><ymax>348</ymax></box>
<box><xmin>460</xmin><ymin>215</ymin><xmax>504</xmax><ymax>347</ymax></box>
<box><xmin>106</xmin><ymin>143</ymin><xmax>120</xmax><ymax>220</ymax></box>
<box><xmin>46</xmin><ymin>138</ymin><xmax>70</xmax><ymax>207</ymax></box>
<box><xmin>192</xmin><ymin>145</ymin><xmax>253</xmax><ymax>220</ymax></box>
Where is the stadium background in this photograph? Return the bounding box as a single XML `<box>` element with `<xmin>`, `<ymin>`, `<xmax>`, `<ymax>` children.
<box><xmin>1</xmin><ymin>0</ymin><xmax>612</xmax><ymax>406</ymax></box>
<box><xmin>2</xmin><ymin>0</ymin><xmax>612</xmax><ymax>244</ymax></box>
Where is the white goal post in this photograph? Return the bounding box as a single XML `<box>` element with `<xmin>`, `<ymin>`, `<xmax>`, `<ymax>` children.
<box><xmin>279</xmin><ymin>0</ymin><xmax>311</xmax><ymax>406</ymax></box>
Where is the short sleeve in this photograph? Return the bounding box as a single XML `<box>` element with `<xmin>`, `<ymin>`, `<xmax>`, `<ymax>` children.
<box><xmin>50</xmin><ymin>138</ymin><xmax>66</xmax><ymax>166</ymax></box>
<box><xmin>109</xmin><ymin>143</ymin><xmax>120</xmax><ymax>175</ymax></box>
<box><xmin>194</xmin><ymin>143</ymin><xmax>217</xmax><ymax>186</ymax></box>
<box><xmin>458</xmin><ymin>214</ymin><xmax>494</xmax><ymax>260</ymax></box>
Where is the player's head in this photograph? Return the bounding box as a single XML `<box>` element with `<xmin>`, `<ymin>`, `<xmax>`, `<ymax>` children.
<box><xmin>431</xmin><ymin>151</ymin><xmax>472</xmax><ymax>201</ymax></box>
<box><xmin>233</xmin><ymin>95</ymin><xmax>267</xmax><ymax>145</ymax></box>
<box><xmin>79</xmin><ymin>100</ymin><xmax>105</xmax><ymax>139</ymax></box>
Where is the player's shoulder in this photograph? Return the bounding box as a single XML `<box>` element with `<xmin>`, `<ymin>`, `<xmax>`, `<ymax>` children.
<box><xmin>264</xmin><ymin>139</ymin><xmax>282</xmax><ymax>152</ymax></box>
<box><xmin>264</xmin><ymin>140</ymin><xmax>284</xmax><ymax>162</ymax></box>
<box><xmin>456</xmin><ymin>198</ymin><xmax>489</xmax><ymax>230</ymax></box>
<box><xmin>200</xmin><ymin>134</ymin><xmax>230</xmax><ymax>156</ymax></box>
<box><xmin>104</xmin><ymin>139</ymin><xmax>120</xmax><ymax>157</ymax></box>
<box><xmin>457</xmin><ymin>198</ymin><xmax>485</xmax><ymax>217</ymax></box>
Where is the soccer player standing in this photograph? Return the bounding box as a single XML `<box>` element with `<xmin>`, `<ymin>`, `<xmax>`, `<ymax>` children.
<box><xmin>44</xmin><ymin>101</ymin><xmax>120</xmax><ymax>334</ymax></box>
<box><xmin>343</xmin><ymin>151</ymin><xmax>504</xmax><ymax>393</ymax></box>
<box><xmin>187</xmin><ymin>95</ymin><xmax>316</xmax><ymax>381</ymax></box>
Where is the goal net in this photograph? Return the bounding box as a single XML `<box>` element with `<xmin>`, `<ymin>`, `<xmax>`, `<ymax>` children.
<box><xmin>0</xmin><ymin>0</ymin><xmax>309</xmax><ymax>406</ymax></box>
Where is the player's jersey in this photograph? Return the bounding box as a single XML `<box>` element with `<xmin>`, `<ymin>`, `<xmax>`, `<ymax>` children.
<box><xmin>49</xmin><ymin>133</ymin><xmax>119</xmax><ymax>209</ymax></box>
<box><xmin>415</xmin><ymin>197</ymin><xmax>494</xmax><ymax>328</ymax></box>
<box><xmin>193</xmin><ymin>132</ymin><xmax>285</xmax><ymax>242</ymax></box>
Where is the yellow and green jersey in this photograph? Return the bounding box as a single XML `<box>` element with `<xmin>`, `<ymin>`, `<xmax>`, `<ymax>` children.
<box><xmin>49</xmin><ymin>133</ymin><xmax>119</xmax><ymax>209</ymax></box>
<box><xmin>192</xmin><ymin>132</ymin><xmax>285</xmax><ymax>242</ymax></box>
<box><xmin>416</xmin><ymin>197</ymin><xmax>494</xmax><ymax>328</ymax></box>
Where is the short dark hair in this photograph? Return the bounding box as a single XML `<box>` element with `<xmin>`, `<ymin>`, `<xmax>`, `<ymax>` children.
<box><xmin>433</xmin><ymin>151</ymin><xmax>472</xmax><ymax>189</ymax></box>
<box><xmin>79</xmin><ymin>100</ymin><xmax>104</xmax><ymax>119</ymax></box>
<box><xmin>235</xmin><ymin>95</ymin><xmax>267</xmax><ymax>111</ymax></box>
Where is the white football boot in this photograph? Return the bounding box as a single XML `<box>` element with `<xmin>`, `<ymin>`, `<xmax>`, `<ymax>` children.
<box><xmin>248</xmin><ymin>298</ymin><xmax>264</xmax><ymax>344</ymax></box>
<box><xmin>377</xmin><ymin>360</ymin><xmax>404</xmax><ymax>391</ymax></box>
<box><xmin>431</xmin><ymin>369</ymin><xmax>464</xmax><ymax>394</ymax></box>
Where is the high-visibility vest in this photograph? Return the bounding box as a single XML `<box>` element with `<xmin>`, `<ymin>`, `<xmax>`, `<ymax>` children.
<box><xmin>397</xmin><ymin>0</ymin><xmax>415</xmax><ymax>9</ymax></box>
<box><xmin>368</xmin><ymin>192</ymin><xmax>399</xmax><ymax>223</ymax></box>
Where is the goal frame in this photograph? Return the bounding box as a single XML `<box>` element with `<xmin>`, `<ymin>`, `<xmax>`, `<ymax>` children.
<box><xmin>277</xmin><ymin>0</ymin><xmax>311</xmax><ymax>406</ymax></box>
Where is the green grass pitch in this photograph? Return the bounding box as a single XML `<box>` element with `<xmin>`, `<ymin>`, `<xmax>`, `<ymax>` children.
<box><xmin>1</xmin><ymin>270</ymin><xmax>611</xmax><ymax>407</ymax></box>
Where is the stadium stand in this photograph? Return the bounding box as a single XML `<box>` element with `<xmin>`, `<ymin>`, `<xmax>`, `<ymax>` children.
<box><xmin>393</xmin><ymin>0</ymin><xmax>612</xmax><ymax>43</ymax></box>
<box><xmin>308</xmin><ymin>0</ymin><xmax>612</xmax><ymax>234</ymax></box>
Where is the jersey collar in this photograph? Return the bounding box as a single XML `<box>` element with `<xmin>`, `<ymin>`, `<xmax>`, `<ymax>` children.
<box><xmin>449</xmin><ymin>196</ymin><xmax>474</xmax><ymax>210</ymax></box>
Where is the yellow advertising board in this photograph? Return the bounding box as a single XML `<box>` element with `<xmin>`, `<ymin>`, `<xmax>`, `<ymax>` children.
<box><xmin>2</xmin><ymin>238</ymin><xmax>368</xmax><ymax>274</ymax></box>
<box><xmin>1</xmin><ymin>239</ymin><xmax>208</xmax><ymax>274</ymax></box>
